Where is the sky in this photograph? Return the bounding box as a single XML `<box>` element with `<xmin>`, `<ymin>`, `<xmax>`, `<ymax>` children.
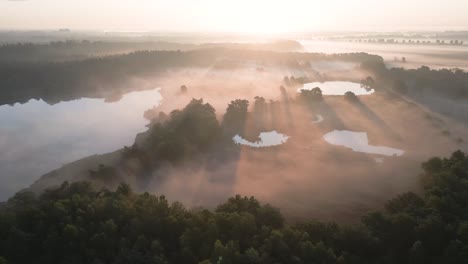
<box><xmin>1</xmin><ymin>0</ymin><xmax>468</xmax><ymax>33</ymax></box>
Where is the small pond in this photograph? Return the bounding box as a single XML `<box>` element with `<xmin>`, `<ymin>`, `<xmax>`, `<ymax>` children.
<box><xmin>233</xmin><ymin>131</ymin><xmax>289</xmax><ymax>147</ymax></box>
<box><xmin>323</xmin><ymin>130</ymin><xmax>404</xmax><ymax>156</ymax></box>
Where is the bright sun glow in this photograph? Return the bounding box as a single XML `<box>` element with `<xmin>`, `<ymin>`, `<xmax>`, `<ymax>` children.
<box><xmin>199</xmin><ymin>0</ymin><xmax>327</xmax><ymax>34</ymax></box>
<box><xmin>1</xmin><ymin>0</ymin><xmax>468</xmax><ymax>32</ymax></box>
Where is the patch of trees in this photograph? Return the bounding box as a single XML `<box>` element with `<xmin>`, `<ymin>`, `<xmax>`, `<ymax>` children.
<box><xmin>87</xmin><ymin>98</ymin><xmax>251</xmax><ymax>189</ymax></box>
<box><xmin>344</xmin><ymin>91</ymin><xmax>359</xmax><ymax>103</ymax></box>
<box><xmin>360</xmin><ymin>60</ymin><xmax>468</xmax><ymax>99</ymax></box>
<box><xmin>360</xmin><ymin>76</ymin><xmax>376</xmax><ymax>90</ymax></box>
<box><xmin>283</xmin><ymin>76</ymin><xmax>312</xmax><ymax>87</ymax></box>
<box><xmin>143</xmin><ymin>99</ymin><xmax>221</xmax><ymax>162</ymax></box>
<box><xmin>389</xmin><ymin>66</ymin><xmax>468</xmax><ymax>99</ymax></box>
<box><xmin>360</xmin><ymin>59</ymin><xmax>388</xmax><ymax>78</ymax></box>
<box><xmin>392</xmin><ymin>80</ymin><xmax>409</xmax><ymax>94</ymax></box>
<box><xmin>2</xmin><ymin>151</ymin><xmax>468</xmax><ymax>263</ymax></box>
<box><xmin>298</xmin><ymin>87</ymin><xmax>323</xmax><ymax>103</ymax></box>
<box><xmin>222</xmin><ymin>99</ymin><xmax>249</xmax><ymax>135</ymax></box>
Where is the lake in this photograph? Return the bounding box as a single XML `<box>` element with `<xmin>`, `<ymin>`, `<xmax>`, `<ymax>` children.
<box><xmin>0</xmin><ymin>89</ymin><xmax>162</xmax><ymax>200</ymax></box>
<box><xmin>299</xmin><ymin>81</ymin><xmax>375</xmax><ymax>95</ymax></box>
<box><xmin>233</xmin><ymin>131</ymin><xmax>289</xmax><ymax>147</ymax></box>
<box><xmin>323</xmin><ymin>130</ymin><xmax>404</xmax><ymax>156</ymax></box>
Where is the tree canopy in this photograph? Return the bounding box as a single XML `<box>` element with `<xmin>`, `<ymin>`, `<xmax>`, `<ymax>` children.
<box><xmin>2</xmin><ymin>151</ymin><xmax>468</xmax><ymax>263</ymax></box>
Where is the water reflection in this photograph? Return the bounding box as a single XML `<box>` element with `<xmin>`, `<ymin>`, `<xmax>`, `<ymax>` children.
<box><xmin>233</xmin><ymin>131</ymin><xmax>289</xmax><ymax>148</ymax></box>
<box><xmin>0</xmin><ymin>88</ymin><xmax>162</xmax><ymax>200</ymax></box>
<box><xmin>323</xmin><ymin>130</ymin><xmax>404</xmax><ymax>156</ymax></box>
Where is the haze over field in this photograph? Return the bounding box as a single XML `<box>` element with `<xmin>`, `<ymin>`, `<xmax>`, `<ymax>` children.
<box><xmin>1</xmin><ymin>1</ymin><xmax>468</xmax><ymax>264</ymax></box>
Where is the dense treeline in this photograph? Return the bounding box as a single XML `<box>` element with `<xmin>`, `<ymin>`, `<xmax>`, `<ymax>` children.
<box><xmin>389</xmin><ymin>66</ymin><xmax>468</xmax><ymax>99</ymax></box>
<box><xmin>0</xmin><ymin>41</ymin><xmax>195</xmax><ymax>63</ymax></box>
<box><xmin>0</xmin><ymin>40</ymin><xmax>304</xmax><ymax>63</ymax></box>
<box><xmin>0</xmin><ymin>48</ymin><xmax>381</xmax><ymax>106</ymax></box>
<box><xmin>2</xmin><ymin>41</ymin><xmax>468</xmax><ymax>106</ymax></box>
<box><xmin>2</xmin><ymin>150</ymin><xmax>468</xmax><ymax>263</ymax></box>
<box><xmin>360</xmin><ymin>60</ymin><xmax>468</xmax><ymax>99</ymax></box>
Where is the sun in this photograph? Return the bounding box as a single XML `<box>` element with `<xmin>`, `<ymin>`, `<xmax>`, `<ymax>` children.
<box><xmin>210</xmin><ymin>1</ymin><xmax>320</xmax><ymax>35</ymax></box>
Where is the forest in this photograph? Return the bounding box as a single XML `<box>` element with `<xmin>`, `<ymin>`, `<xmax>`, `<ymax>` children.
<box><xmin>2</xmin><ymin>45</ymin><xmax>467</xmax><ymax>110</ymax></box>
<box><xmin>1</xmin><ymin>150</ymin><xmax>468</xmax><ymax>264</ymax></box>
<box><xmin>0</xmin><ymin>40</ymin><xmax>304</xmax><ymax>63</ymax></box>
<box><xmin>0</xmin><ymin>47</ymin><xmax>381</xmax><ymax>106</ymax></box>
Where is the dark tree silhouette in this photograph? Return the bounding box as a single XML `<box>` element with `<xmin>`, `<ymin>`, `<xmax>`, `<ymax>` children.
<box><xmin>2</xmin><ymin>151</ymin><xmax>468</xmax><ymax>263</ymax></box>
<box><xmin>344</xmin><ymin>91</ymin><xmax>359</xmax><ymax>102</ymax></box>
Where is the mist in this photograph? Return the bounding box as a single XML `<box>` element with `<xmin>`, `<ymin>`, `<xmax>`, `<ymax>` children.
<box><xmin>137</xmin><ymin>66</ymin><xmax>465</xmax><ymax>222</ymax></box>
<box><xmin>21</xmin><ymin>55</ymin><xmax>467</xmax><ymax>224</ymax></box>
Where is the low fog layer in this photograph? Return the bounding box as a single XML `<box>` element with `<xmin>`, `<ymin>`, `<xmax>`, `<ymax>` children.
<box><xmin>29</xmin><ymin>61</ymin><xmax>468</xmax><ymax>222</ymax></box>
